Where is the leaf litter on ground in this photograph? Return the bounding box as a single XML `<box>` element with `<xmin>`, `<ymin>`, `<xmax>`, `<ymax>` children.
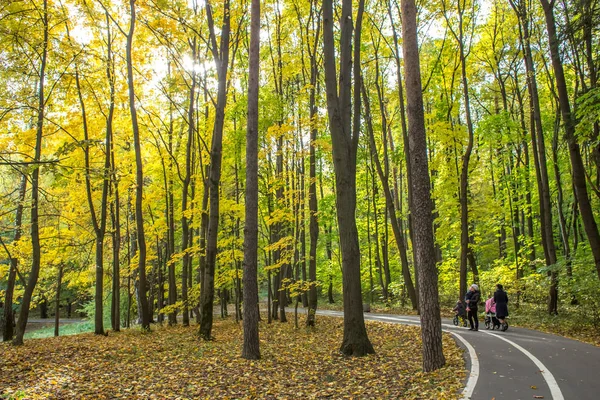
<box><xmin>0</xmin><ymin>315</ymin><xmax>465</xmax><ymax>399</ymax></box>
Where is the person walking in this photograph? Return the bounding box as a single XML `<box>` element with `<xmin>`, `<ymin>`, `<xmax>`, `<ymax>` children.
<box><xmin>494</xmin><ymin>283</ymin><xmax>509</xmax><ymax>331</ymax></box>
<box><xmin>465</xmin><ymin>284</ymin><xmax>480</xmax><ymax>331</ymax></box>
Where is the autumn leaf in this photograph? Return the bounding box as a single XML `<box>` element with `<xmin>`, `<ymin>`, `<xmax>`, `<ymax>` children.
<box><xmin>0</xmin><ymin>316</ymin><xmax>465</xmax><ymax>399</ymax></box>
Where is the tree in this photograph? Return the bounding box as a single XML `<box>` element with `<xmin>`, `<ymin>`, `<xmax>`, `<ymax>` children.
<box><xmin>539</xmin><ymin>0</ymin><xmax>600</xmax><ymax>281</ymax></box>
<box><xmin>2</xmin><ymin>175</ymin><xmax>26</xmax><ymax>341</ymax></box>
<box><xmin>199</xmin><ymin>0</ymin><xmax>232</xmax><ymax>340</ymax></box>
<box><xmin>14</xmin><ymin>0</ymin><xmax>49</xmax><ymax>346</ymax></box>
<box><xmin>322</xmin><ymin>0</ymin><xmax>374</xmax><ymax>356</ymax></box>
<box><xmin>401</xmin><ymin>0</ymin><xmax>446</xmax><ymax>372</ymax></box>
<box><xmin>241</xmin><ymin>0</ymin><xmax>261</xmax><ymax>360</ymax></box>
<box><xmin>509</xmin><ymin>0</ymin><xmax>559</xmax><ymax>314</ymax></box>
<box><xmin>126</xmin><ymin>0</ymin><xmax>151</xmax><ymax>330</ymax></box>
<box><xmin>71</xmin><ymin>17</ymin><xmax>111</xmax><ymax>335</ymax></box>
<box><xmin>441</xmin><ymin>0</ymin><xmax>478</xmax><ymax>300</ymax></box>
<box><xmin>304</xmin><ymin>0</ymin><xmax>321</xmax><ymax>327</ymax></box>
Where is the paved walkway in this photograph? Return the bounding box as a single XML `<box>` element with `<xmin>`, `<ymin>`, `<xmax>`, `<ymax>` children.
<box><xmin>316</xmin><ymin>310</ymin><xmax>600</xmax><ymax>400</ymax></box>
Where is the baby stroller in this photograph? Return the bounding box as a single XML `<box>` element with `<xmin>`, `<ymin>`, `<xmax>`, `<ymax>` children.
<box><xmin>452</xmin><ymin>301</ymin><xmax>468</xmax><ymax>327</ymax></box>
<box><xmin>484</xmin><ymin>297</ymin><xmax>501</xmax><ymax>330</ymax></box>
<box><xmin>484</xmin><ymin>311</ymin><xmax>501</xmax><ymax>330</ymax></box>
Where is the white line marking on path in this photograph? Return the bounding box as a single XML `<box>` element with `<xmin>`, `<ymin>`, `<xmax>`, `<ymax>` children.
<box><xmin>317</xmin><ymin>311</ymin><xmax>564</xmax><ymax>400</ymax></box>
<box><xmin>361</xmin><ymin>314</ymin><xmax>479</xmax><ymax>400</ymax></box>
<box><xmin>448</xmin><ymin>332</ymin><xmax>479</xmax><ymax>400</ymax></box>
<box><xmin>483</xmin><ymin>331</ymin><xmax>565</xmax><ymax>400</ymax></box>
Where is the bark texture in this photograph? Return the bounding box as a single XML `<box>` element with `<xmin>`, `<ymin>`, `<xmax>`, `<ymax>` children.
<box><xmin>241</xmin><ymin>0</ymin><xmax>261</xmax><ymax>360</ymax></box>
<box><xmin>402</xmin><ymin>0</ymin><xmax>446</xmax><ymax>371</ymax></box>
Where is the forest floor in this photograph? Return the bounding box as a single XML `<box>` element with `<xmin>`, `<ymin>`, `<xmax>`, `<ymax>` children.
<box><xmin>0</xmin><ymin>315</ymin><xmax>465</xmax><ymax>399</ymax></box>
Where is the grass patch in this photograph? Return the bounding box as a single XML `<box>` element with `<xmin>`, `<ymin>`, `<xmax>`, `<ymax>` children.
<box><xmin>1</xmin><ymin>315</ymin><xmax>465</xmax><ymax>399</ymax></box>
<box><xmin>24</xmin><ymin>321</ymin><xmax>95</xmax><ymax>340</ymax></box>
<box><xmin>509</xmin><ymin>303</ymin><xmax>600</xmax><ymax>346</ymax></box>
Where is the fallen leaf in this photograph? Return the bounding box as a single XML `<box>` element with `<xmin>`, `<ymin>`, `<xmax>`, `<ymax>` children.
<box><xmin>0</xmin><ymin>316</ymin><xmax>465</xmax><ymax>399</ymax></box>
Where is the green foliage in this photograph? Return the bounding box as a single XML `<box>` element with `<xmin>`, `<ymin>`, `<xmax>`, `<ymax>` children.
<box><xmin>576</xmin><ymin>87</ymin><xmax>600</xmax><ymax>139</ymax></box>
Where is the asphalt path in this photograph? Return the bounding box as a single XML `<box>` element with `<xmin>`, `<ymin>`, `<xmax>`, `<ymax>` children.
<box><xmin>315</xmin><ymin>309</ymin><xmax>600</xmax><ymax>400</ymax></box>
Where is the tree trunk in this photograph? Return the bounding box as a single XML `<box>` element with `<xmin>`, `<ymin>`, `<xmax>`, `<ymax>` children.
<box><xmin>54</xmin><ymin>263</ymin><xmax>63</xmax><ymax>337</ymax></box>
<box><xmin>2</xmin><ymin>175</ymin><xmax>26</xmax><ymax>342</ymax></box>
<box><xmin>401</xmin><ymin>0</ymin><xmax>446</xmax><ymax>371</ymax></box>
<box><xmin>181</xmin><ymin>38</ymin><xmax>197</xmax><ymax>328</ymax></box>
<box><xmin>510</xmin><ymin>0</ymin><xmax>559</xmax><ymax>311</ymax></box>
<box><xmin>306</xmin><ymin>3</ymin><xmax>320</xmax><ymax>327</ymax></box>
<box><xmin>199</xmin><ymin>0</ymin><xmax>231</xmax><ymax>340</ymax></box>
<box><xmin>370</xmin><ymin>162</ymin><xmax>387</xmax><ymax>300</ymax></box>
<box><xmin>540</xmin><ymin>0</ymin><xmax>600</xmax><ymax>280</ymax></box>
<box><xmin>323</xmin><ymin>0</ymin><xmax>374</xmax><ymax>357</ymax></box>
<box><xmin>166</xmin><ymin>87</ymin><xmax>178</xmax><ymax>325</ymax></box>
<box><xmin>448</xmin><ymin>0</ymin><xmax>476</xmax><ymax>301</ymax></box>
<box><xmin>241</xmin><ymin>0</ymin><xmax>261</xmax><ymax>359</ymax></box>
<box><xmin>103</xmin><ymin>8</ymin><xmax>119</xmax><ymax>333</ymax></box>
<box><xmin>13</xmin><ymin>0</ymin><xmax>48</xmax><ymax>346</ymax></box>
<box><xmin>110</xmin><ymin>169</ymin><xmax>121</xmax><ymax>331</ymax></box>
<box><xmin>362</xmin><ymin>83</ymin><xmax>417</xmax><ymax>310</ymax></box>
<box><xmin>127</xmin><ymin>0</ymin><xmax>150</xmax><ymax>330</ymax></box>
<box><xmin>387</xmin><ymin>0</ymin><xmax>420</xmax><ymax>304</ymax></box>
<box><xmin>276</xmin><ymin>134</ymin><xmax>288</xmax><ymax>324</ymax></box>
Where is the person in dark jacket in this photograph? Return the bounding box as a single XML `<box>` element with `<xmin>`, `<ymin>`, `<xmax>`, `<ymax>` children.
<box><xmin>465</xmin><ymin>284</ymin><xmax>480</xmax><ymax>331</ymax></box>
<box><xmin>494</xmin><ymin>284</ymin><xmax>509</xmax><ymax>326</ymax></box>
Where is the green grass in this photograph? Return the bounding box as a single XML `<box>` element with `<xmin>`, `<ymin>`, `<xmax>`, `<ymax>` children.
<box><xmin>24</xmin><ymin>320</ymin><xmax>95</xmax><ymax>340</ymax></box>
<box><xmin>508</xmin><ymin>303</ymin><xmax>600</xmax><ymax>346</ymax></box>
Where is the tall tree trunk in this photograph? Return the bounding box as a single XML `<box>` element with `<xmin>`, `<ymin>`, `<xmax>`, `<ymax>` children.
<box><xmin>102</xmin><ymin>9</ymin><xmax>120</xmax><ymax>334</ymax></box>
<box><xmin>75</xmin><ymin>54</ymin><xmax>107</xmax><ymax>336</ymax></box>
<box><xmin>127</xmin><ymin>0</ymin><xmax>150</xmax><ymax>329</ymax></box>
<box><xmin>54</xmin><ymin>263</ymin><xmax>63</xmax><ymax>337</ymax></box>
<box><xmin>181</xmin><ymin>39</ymin><xmax>198</xmax><ymax>328</ymax></box>
<box><xmin>387</xmin><ymin>0</ymin><xmax>421</xmax><ymax>302</ymax></box>
<box><xmin>322</xmin><ymin>0</ymin><xmax>374</xmax><ymax>357</ymax></box>
<box><xmin>362</xmin><ymin>83</ymin><xmax>417</xmax><ymax>310</ymax></box>
<box><xmin>401</xmin><ymin>0</ymin><xmax>446</xmax><ymax>371</ymax></box>
<box><xmin>276</xmin><ymin>135</ymin><xmax>288</xmax><ymax>323</ymax></box>
<box><xmin>166</xmin><ymin>80</ymin><xmax>178</xmax><ymax>325</ymax></box>
<box><xmin>242</xmin><ymin>0</ymin><xmax>261</xmax><ymax>359</ymax></box>
<box><xmin>197</xmin><ymin>166</ymin><xmax>209</xmax><ymax>324</ymax></box>
<box><xmin>157</xmin><ymin>240</ymin><xmax>165</xmax><ymax>323</ymax></box>
<box><xmin>199</xmin><ymin>0</ymin><xmax>231</xmax><ymax>340</ymax></box>
<box><xmin>551</xmin><ymin>107</ymin><xmax>572</xmax><ymax>276</ymax></box>
<box><xmin>13</xmin><ymin>0</ymin><xmax>48</xmax><ymax>346</ymax></box>
<box><xmin>306</xmin><ymin>1</ymin><xmax>321</xmax><ymax>327</ymax></box>
<box><xmin>366</xmin><ymin>156</ymin><xmax>375</xmax><ymax>305</ymax></box>
<box><xmin>370</xmin><ymin>160</ymin><xmax>387</xmax><ymax>300</ymax></box>
<box><xmin>442</xmin><ymin>0</ymin><xmax>477</xmax><ymax>300</ymax></box>
<box><xmin>126</xmin><ymin>194</ymin><xmax>134</xmax><ymax>328</ymax></box>
<box><xmin>299</xmin><ymin>137</ymin><xmax>308</xmax><ymax>308</ymax></box>
<box><xmin>512</xmin><ymin>68</ymin><xmax>536</xmax><ymax>262</ymax></box>
<box><xmin>510</xmin><ymin>0</ymin><xmax>559</xmax><ymax>312</ymax></box>
<box><xmin>540</xmin><ymin>0</ymin><xmax>600</xmax><ymax>280</ymax></box>
<box><xmin>3</xmin><ymin>175</ymin><xmax>27</xmax><ymax>341</ymax></box>
<box><xmin>110</xmin><ymin>159</ymin><xmax>121</xmax><ymax>332</ymax></box>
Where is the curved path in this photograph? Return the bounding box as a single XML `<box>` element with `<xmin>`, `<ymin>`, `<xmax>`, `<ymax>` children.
<box><xmin>316</xmin><ymin>310</ymin><xmax>600</xmax><ymax>400</ymax></box>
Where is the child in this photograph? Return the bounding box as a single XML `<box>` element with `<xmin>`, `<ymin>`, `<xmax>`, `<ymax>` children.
<box><xmin>452</xmin><ymin>299</ymin><xmax>467</xmax><ymax>326</ymax></box>
<box><xmin>484</xmin><ymin>294</ymin><xmax>500</xmax><ymax>329</ymax></box>
<box><xmin>485</xmin><ymin>294</ymin><xmax>496</xmax><ymax>314</ymax></box>
<box><xmin>453</xmin><ymin>299</ymin><xmax>466</xmax><ymax>317</ymax></box>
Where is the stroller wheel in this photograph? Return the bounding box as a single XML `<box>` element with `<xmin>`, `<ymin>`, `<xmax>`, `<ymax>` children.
<box><xmin>484</xmin><ymin>319</ymin><xmax>491</xmax><ymax>329</ymax></box>
<box><xmin>453</xmin><ymin>316</ymin><xmax>459</xmax><ymax>326</ymax></box>
<box><xmin>463</xmin><ymin>319</ymin><xmax>468</xmax><ymax>327</ymax></box>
